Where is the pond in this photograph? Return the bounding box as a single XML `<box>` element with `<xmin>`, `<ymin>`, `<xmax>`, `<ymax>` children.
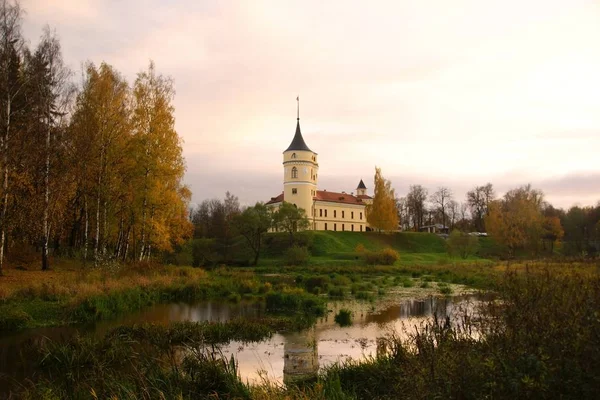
<box><xmin>0</xmin><ymin>292</ymin><xmax>487</xmax><ymax>393</ymax></box>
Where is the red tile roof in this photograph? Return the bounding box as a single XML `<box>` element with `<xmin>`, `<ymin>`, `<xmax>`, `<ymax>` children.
<box><xmin>315</xmin><ymin>190</ymin><xmax>364</xmax><ymax>205</ymax></box>
<box><xmin>357</xmin><ymin>194</ymin><xmax>373</xmax><ymax>200</ymax></box>
<box><xmin>265</xmin><ymin>191</ymin><xmax>367</xmax><ymax>206</ymax></box>
<box><xmin>266</xmin><ymin>193</ymin><xmax>284</xmax><ymax>205</ymax></box>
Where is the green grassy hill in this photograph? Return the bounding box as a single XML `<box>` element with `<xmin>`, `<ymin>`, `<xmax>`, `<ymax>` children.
<box><xmin>308</xmin><ymin>231</ymin><xmax>447</xmax><ymax>255</ymax></box>
<box><xmin>179</xmin><ymin>231</ymin><xmax>491</xmax><ymax>268</ymax></box>
<box><xmin>260</xmin><ymin>231</ymin><xmax>453</xmax><ymax>266</ymax></box>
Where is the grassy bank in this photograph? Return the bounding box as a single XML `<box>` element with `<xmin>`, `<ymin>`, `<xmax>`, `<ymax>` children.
<box><xmin>0</xmin><ymin>261</ymin><xmax>328</xmax><ymax>332</ymax></box>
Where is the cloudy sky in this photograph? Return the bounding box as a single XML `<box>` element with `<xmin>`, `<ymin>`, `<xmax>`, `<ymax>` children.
<box><xmin>21</xmin><ymin>0</ymin><xmax>600</xmax><ymax>209</ymax></box>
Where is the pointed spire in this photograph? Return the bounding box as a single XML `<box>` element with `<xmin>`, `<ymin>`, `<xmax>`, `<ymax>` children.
<box><xmin>285</xmin><ymin>97</ymin><xmax>312</xmax><ymax>152</ymax></box>
<box><xmin>357</xmin><ymin>179</ymin><xmax>367</xmax><ymax>189</ymax></box>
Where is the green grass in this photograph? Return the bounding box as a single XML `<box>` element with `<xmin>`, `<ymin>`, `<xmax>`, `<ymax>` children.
<box><xmin>308</xmin><ymin>231</ymin><xmax>447</xmax><ymax>255</ymax></box>
<box><xmin>256</xmin><ymin>231</ymin><xmax>490</xmax><ymax>268</ymax></box>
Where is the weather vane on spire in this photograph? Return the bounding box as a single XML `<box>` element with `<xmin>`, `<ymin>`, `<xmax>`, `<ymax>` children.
<box><xmin>296</xmin><ymin>95</ymin><xmax>300</xmax><ymax>121</ymax></box>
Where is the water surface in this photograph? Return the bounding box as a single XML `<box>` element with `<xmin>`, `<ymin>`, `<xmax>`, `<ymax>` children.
<box><xmin>0</xmin><ymin>293</ymin><xmax>486</xmax><ymax>392</ymax></box>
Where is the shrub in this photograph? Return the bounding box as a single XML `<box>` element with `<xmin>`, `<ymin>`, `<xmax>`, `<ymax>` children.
<box><xmin>191</xmin><ymin>238</ymin><xmax>218</xmax><ymax>267</ymax></box>
<box><xmin>447</xmin><ymin>230</ymin><xmax>479</xmax><ymax>259</ymax></box>
<box><xmin>331</xmin><ymin>274</ymin><xmax>352</xmax><ymax>286</ymax></box>
<box><xmin>227</xmin><ymin>293</ymin><xmax>242</xmax><ymax>303</ymax></box>
<box><xmin>364</xmin><ymin>247</ymin><xmax>399</xmax><ymax>265</ymax></box>
<box><xmin>284</xmin><ymin>245</ymin><xmax>310</xmax><ymax>266</ymax></box>
<box><xmin>0</xmin><ymin>309</ymin><xmax>32</xmax><ymax>331</ymax></box>
<box><xmin>328</xmin><ymin>287</ymin><xmax>346</xmax><ymax>298</ymax></box>
<box><xmin>402</xmin><ymin>279</ymin><xmax>415</xmax><ymax>288</ymax></box>
<box><xmin>303</xmin><ymin>275</ymin><xmax>330</xmax><ymax>293</ymax></box>
<box><xmin>439</xmin><ymin>286</ymin><xmax>453</xmax><ymax>295</ymax></box>
<box><xmin>355</xmin><ymin>291</ymin><xmax>374</xmax><ymax>301</ymax></box>
<box><xmin>265</xmin><ymin>292</ymin><xmax>325</xmax><ymax>316</ymax></box>
<box><xmin>334</xmin><ymin>309</ymin><xmax>353</xmax><ymax>327</ymax></box>
<box><xmin>351</xmin><ymin>282</ymin><xmax>374</xmax><ymax>294</ymax></box>
<box><xmin>258</xmin><ymin>282</ymin><xmax>272</xmax><ymax>294</ymax></box>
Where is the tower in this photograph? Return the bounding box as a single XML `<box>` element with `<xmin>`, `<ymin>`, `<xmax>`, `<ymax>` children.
<box><xmin>283</xmin><ymin>98</ymin><xmax>318</xmax><ymax>218</ymax></box>
<box><xmin>356</xmin><ymin>179</ymin><xmax>367</xmax><ymax>196</ymax></box>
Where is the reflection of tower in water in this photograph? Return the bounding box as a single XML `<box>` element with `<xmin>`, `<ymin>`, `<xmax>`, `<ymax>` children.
<box><xmin>283</xmin><ymin>329</ymin><xmax>319</xmax><ymax>385</ymax></box>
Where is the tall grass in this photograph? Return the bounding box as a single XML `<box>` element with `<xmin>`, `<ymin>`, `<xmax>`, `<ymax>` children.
<box><xmin>314</xmin><ymin>264</ymin><xmax>600</xmax><ymax>399</ymax></box>
<box><xmin>15</xmin><ymin>321</ymin><xmax>263</xmax><ymax>399</ymax></box>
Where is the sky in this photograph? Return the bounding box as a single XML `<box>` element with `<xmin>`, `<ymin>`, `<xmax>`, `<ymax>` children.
<box><xmin>21</xmin><ymin>0</ymin><xmax>600</xmax><ymax>209</ymax></box>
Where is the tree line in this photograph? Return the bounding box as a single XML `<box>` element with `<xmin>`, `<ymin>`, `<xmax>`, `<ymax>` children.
<box><xmin>397</xmin><ymin>182</ymin><xmax>599</xmax><ymax>257</ymax></box>
<box><xmin>0</xmin><ymin>0</ymin><xmax>191</xmax><ymax>274</ymax></box>
<box><xmin>191</xmin><ymin>193</ymin><xmax>309</xmax><ymax>266</ymax></box>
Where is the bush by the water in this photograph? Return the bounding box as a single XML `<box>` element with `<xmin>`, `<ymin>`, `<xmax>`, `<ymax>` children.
<box><xmin>334</xmin><ymin>308</ymin><xmax>353</xmax><ymax>327</ymax></box>
<box><xmin>265</xmin><ymin>291</ymin><xmax>325</xmax><ymax>316</ymax></box>
<box><xmin>0</xmin><ymin>309</ymin><xmax>32</xmax><ymax>331</ymax></box>
<box><xmin>284</xmin><ymin>245</ymin><xmax>310</xmax><ymax>266</ymax></box>
<box><xmin>364</xmin><ymin>247</ymin><xmax>399</xmax><ymax>265</ymax></box>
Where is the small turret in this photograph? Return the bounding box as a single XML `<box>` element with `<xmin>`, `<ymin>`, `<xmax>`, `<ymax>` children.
<box><xmin>356</xmin><ymin>179</ymin><xmax>367</xmax><ymax>196</ymax></box>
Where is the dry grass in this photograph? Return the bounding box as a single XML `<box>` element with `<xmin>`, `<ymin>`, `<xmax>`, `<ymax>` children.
<box><xmin>0</xmin><ymin>259</ymin><xmax>208</xmax><ymax>304</ymax></box>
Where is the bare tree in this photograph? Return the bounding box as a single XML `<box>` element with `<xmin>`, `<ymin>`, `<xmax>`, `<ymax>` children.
<box><xmin>406</xmin><ymin>185</ymin><xmax>428</xmax><ymax>231</ymax></box>
<box><xmin>430</xmin><ymin>186</ymin><xmax>453</xmax><ymax>230</ymax></box>
<box><xmin>448</xmin><ymin>200</ymin><xmax>459</xmax><ymax>230</ymax></box>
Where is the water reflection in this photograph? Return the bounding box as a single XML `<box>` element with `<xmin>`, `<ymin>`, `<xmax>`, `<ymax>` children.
<box><xmin>283</xmin><ymin>330</ymin><xmax>319</xmax><ymax>384</ymax></box>
<box><xmin>0</xmin><ymin>293</ymin><xmax>487</xmax><ymax>392</ymax></box>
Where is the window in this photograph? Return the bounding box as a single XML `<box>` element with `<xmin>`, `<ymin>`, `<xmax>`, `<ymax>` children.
<box><xmin>360</xmin><ymin>225</ymin><xmax>363</xmax><ymax>232</ymax></box>
<box><xmin>334</xmin><ymin>224</ymin><xmax>337</xmax><ymax>231</ymax></box>
<box><xmin>320</xmin><ymin>209</ymin><xmax>322</xmax><ymax>217</ymax></box>
<box><xmin>291</xmin><ymin>167</ymin><xmax>298</xmax><ymax>178</ymax></box>
<box><xmin>351</xmin><ymin>225</ymin><xmax>354</xmax><ymax>231</ymax></box>
<box><xmin>291</xmin><ymin>153</ymin><xmax>296</xmax><ymax>159</ymax></box>
<box><xmin>325</xmin><ymin>223</ymin><xmax>328</xmax><ymax>230</ymax></box>
<box><xmin>325</xmin><ymin>210</ymin><xmax>328</xmax><ymax>217</ymax></box>
<box><xmin>360</xmin><ymin>212</ymin><xmax>363</xmax><ymax>220</ymax></box>
<box><xmin>292</xmin><ymin>188</ymin><xmax>297</xmax><ymax>195</ymax></box>
<box><xmin>342</xmin><ymin>211</ymin><xmax>345</xmax><ymax>218</ymax></box>
<box><xmin>334</xmin><ymin>210</ymin><xmax>337</xmax><ymax>218</ymax></box>
<box><xmin>351</xmin><ymin>211</ymin><xmax>354</xmax><ymax>219</ymax></box>
<box><xmin>342</xmin><ymin>224</ymin><xmax>345</xmax><ymax>231</ymax></box>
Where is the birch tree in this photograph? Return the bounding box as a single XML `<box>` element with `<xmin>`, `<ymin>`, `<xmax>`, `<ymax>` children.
<box><xmin>25</xmin><ymin>27</ymin><xmax>74</xmax><ymax>270</ymax></box>
<box><xmin>0</xmin><ymin>0</ymin><xmax>24</xmax><ymax>275</ymax></box>
<box><xmin>131</xmin><ymin>61</ymin><xmax>189</xmax><ymax>260</ymax></box>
